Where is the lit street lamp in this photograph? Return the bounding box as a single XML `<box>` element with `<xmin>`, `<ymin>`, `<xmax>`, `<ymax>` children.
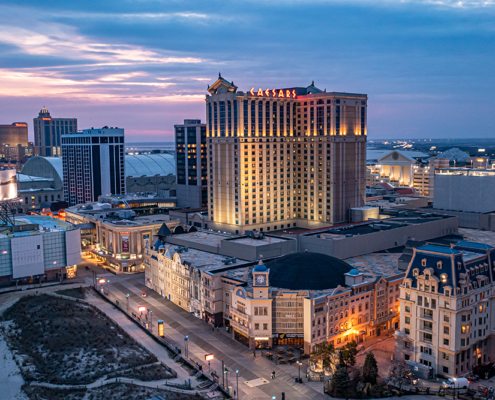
<box><xmin>236</xmin><ymin>369</ymin><xmax>239</xmax><ymax>400</ymax></box>
<box><xmin>184</xmin><ymin>335</ymin><xmax>189</xmax><ymax>359</ymax></box>
<box><xmin>205</xmin><ymin>353</ymin><xmax>214</xmax><ymax>374</ymax></box>
<box><xmin>149</xmin><ymin>310</ymin><xmax>153</xmax><ymax>330</ymax></box>
<box><xmin>297</xmin><ymin>360</ymin><xmax>302</xmax><ymax>383</ymax></box>
<box><xmin>126</xmin><ymin>294</ymin><xmax>129</xmax><ymax>313</ymax></box>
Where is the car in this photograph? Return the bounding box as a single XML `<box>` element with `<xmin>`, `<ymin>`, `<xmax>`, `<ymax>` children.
<box><xmin>442</xmin><ymin>377</ymin><xmax>469</xmax><ymax>389</ymax></box>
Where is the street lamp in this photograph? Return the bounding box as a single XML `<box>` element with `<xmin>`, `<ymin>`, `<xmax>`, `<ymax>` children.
<box><xmin>184</xmin><ymin>335</ymin><xmax>189</xmax><ymax>359</ymax></box>
<box><xmin>126</xmin><ymin>294</ymin><xmax>129</xmax><ymax>313</ymax></box>
<box><xmin>149</xmin><ymin>310</ymin><xmax>153</xmax><ymax>330</ymax></box>
<box><xmin>205</xmin><ymin>353</ymin><xmax>214</xmax><ymax>374</ymax></box>
<box><xmin>297</xmin><ymin>360</ymin><xmax>302</xmax><ymax>383</ymax></box>
<box><xmin>224</xmin><ymin>367</ymin><xmax>229</xmax><ymax>392</ymax></box>
<box><xmin>236</xmin><ymin>369</ymin><xmax>239</xmax><ymax>400</ymax></box>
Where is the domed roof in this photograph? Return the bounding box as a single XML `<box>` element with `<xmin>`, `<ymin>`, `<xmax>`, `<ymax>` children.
<box><xmin>349</xmin><ymin>269</ymin><xmax>360</xmax><ymax>276</ymax></box>
<box><xmin>264</xmin><ymin>252</ymin><xmax>352</xmax><ymax>290</ymax></box>
<box><xmin>253</xmin><ymin>260</ymin><xmax>267</xmax><ymax>272</ymax></box>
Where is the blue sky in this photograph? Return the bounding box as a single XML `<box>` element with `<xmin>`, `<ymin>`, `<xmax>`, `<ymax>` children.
<box><xmin>0</xmin><ymin>0</ymin><xmax>493</xmax><ymax>141</ymax></box>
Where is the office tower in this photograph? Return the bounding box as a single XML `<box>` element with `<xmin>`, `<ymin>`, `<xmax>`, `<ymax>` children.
<box><xmin>0</xmin><ymin>122</ymin><xmax>28</xmax><ymax>148</ymax></box>
<box><xmin>34</xmin><ymin>107</ymin><xmax>77</xmax><ymax>156</ymax></box>
<box><xmin>205</xmin><ymin>75</ymin><xmax>367</xmax><ymax>234</ymax></box>
<box><xmin>175</xmin><ymin>119</ymin><xmax>207</xmax><ymax>208</ymax></box>
<box><xmin>62</xmin><ymin>127</ymin><xmax>125</xmax><ymax>206</ymax></box>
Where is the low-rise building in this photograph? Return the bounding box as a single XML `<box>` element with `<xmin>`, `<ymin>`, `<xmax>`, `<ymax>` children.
<box><xmin>395</xmin><ymin>241</ymin><xmax>495</xmax><ymax>378</ymax></box>
<box><xmin>144</xmin><ymin>231</ymin><xmax>403</xmax><ymax>351</ymax></box>
<box><xmin>65</xmin><ymin>204</ymin><xmax>180</xmax><ymax>272</ymax></box>
<box><xmin>0</xmin><ymin>215</ymin><xmax>81</xmax><ymax>286</ymax></box>
<box><xmin>366</xmin><ymin>149</ymin><xmax>448</xmax><ymax>197</ymax></box>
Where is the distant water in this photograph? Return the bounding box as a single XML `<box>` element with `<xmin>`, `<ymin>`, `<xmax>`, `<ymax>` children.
<box><xmin>125</xmin><ymin>142</ymin><xmax>175</xmax><ymax>152</ymax></box>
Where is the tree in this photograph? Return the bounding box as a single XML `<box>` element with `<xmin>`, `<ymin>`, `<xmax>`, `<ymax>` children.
<box><xmin>331</xmin><ymin>367</ymin><xmax>350</xmax><ymax>400</ymax></box>
<box><xmin>362</xmin><ymin>351</ymin><xmax>379</xmax><ymax>384</ymax></box>
<box><xmin>339</xmin><ymin>340</ymin><xmax>358</xmax><ymax>369</ymax></box>
<box><xmin>388</xmin><ymin>362</ymin><xmax>410</xmax><ymax>396</ymax></box>
<box><xmin>310</xmin><ymin>341</ymin><xmax>335</xmax><ymax>369</ymax></box>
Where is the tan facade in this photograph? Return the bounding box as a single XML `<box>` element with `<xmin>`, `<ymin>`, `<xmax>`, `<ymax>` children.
<box><xmin>206</xmin><ymin>77</ymin><xmax>367</xmax><ymax>234</ymax></box>
<box><xmin>66</xmin><ymin>209</ymin><xmax>178</xmax><ymax>272</ymax></box>
<box><xmin>394</xmin><ymin>243</ymin><xmax>495</xmax><ymax>378</ymax></box>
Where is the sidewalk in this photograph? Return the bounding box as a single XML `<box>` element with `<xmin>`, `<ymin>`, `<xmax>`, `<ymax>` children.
<box><xmin>108</xmin><ymin>277</ymin><xmax>329</xmax><ymax>400</ymax></box>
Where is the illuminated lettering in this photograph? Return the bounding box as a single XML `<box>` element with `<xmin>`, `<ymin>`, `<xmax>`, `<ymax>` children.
<box><xmin>248</xmin><ymin>87</ymin><xmax>297</xmax><ymax>98</ymax></box>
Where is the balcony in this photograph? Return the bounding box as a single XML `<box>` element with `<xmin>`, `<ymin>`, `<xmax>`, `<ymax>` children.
<box><xmin>370</xmin><ymin>311</ymin><xmax>396</xmax><ymax>326</ymax></box>
<box><xmin>231</xmin><ymin>307</ymin><xmax>251</xmax><ymax>320</ymax></box>
<box><xmin>231</xmin><ymin>319</ymin><xmax>250</xmax><ymax>336</ymax></box>
<box><xmin>419</xmin><ymin>310</ymin><xmax>434</xmax><ymax>320</ymax></box>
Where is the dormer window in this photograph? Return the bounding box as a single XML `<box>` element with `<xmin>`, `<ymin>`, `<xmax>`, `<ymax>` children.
<box><xmin>413</xmin><ymin>269</ymin><xmax>419</xmax><ymax>277</ymax></box>
<box><xmin>445</xmin><ymin>290</ymin><xmax>450</xmax><ymax>297</ymax></box>
<box><xmin>437</xmin><ymin>261</ymin><xmax>442</xmax><ymax>269</ymax></box>
<box><xmin>425</xmin><ymin>274</ymin><xmax>430</xmax><ymax>280</ymax></box>
<box><xmin>458</xmin><ymin>262</ymin><xmax>462</xmax><ymax>270</ymax></box>
<box><xmin>422</xmin><ymin>259</ymin><xmax>427</xmax><ymax>267</ymax></box>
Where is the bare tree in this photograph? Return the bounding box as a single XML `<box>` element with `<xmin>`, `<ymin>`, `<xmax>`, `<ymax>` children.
<box><xmin>388</xmin><ymin>361</ymin><xmax>410</xmax><ymax>396</ymax></box>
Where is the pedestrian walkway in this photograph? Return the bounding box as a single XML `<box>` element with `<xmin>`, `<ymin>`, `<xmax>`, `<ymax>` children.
<box><xmin>107</xmin><ymin>277</ymin><xmax>328</xmax><ymax>400</ymax></box>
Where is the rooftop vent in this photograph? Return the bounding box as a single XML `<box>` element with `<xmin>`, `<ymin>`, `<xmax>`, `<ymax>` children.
<box><xmin>222</xmin><ymin>257</ymin><xmax>237</xmax><ymax>265</ymax></box>
<box><xmin>175</xmin><ymin>246</ymin><xmax>189</xmax><ymax>253</ymax></box>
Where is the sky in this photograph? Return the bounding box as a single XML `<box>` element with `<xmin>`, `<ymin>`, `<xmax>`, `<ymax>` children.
<box><xmin>0</xmin><ymin>0</ymin><xmax>494</xmax><ymax>142</ymax></box>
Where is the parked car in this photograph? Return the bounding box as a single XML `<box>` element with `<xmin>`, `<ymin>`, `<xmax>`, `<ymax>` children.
<box><xmin>442</xmin><ymin>377</ymin><xmax>470</xmax><ymax>389</ymax></box>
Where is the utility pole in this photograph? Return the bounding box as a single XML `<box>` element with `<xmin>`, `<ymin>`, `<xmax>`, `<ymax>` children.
<box><xmin>222</xmin><ymin>361</ymin><xmax>225</xmax><ymax>388</ymax></box>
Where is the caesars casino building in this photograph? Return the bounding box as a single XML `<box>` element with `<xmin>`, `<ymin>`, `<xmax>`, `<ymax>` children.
<box><xmin>205</xmin><ymin>74</ymin><xmax>367</xmax><ymax>234</ymax></box>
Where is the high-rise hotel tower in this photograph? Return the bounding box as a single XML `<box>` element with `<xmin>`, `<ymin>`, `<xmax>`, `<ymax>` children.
<box><xmin>206</xmin><ymin>75</ymin><xmax>367</xmax><ymax>234</ymax></box>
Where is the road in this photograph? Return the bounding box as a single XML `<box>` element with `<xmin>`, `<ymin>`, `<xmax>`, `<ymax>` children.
<box><xmin>0</xmin><ymin>257</ymin><xmax>327</xmax><ymax>400</ymax></box>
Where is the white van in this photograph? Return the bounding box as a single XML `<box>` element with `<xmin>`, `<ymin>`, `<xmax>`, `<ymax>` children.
<box><xmin>442</xmin><ymin>378</ymin><xmax>470</xmax><ymax>389</ymax></box>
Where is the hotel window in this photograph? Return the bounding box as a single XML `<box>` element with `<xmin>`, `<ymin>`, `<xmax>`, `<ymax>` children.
<box><xmin>255</xmin><ymin>323</ymin><xmax>259</xmax><ymax>330</ymax></box>
<box><xmin>243</xmin><ymin>100</ymin><xmax>248</xmax><ymax>133</ymax></box>
<box><xmin>335</xmin><ymin>106</ymin><xmax>340</xmax><ymax>134</ymax></box>
<box><xmin>360</xmin><ymin>106</ymin><xmax>366</xmax><ymax>134</ymax></box>
<box><xmin>326</xmin><ymin>106</ymin><xmax>331</xmax><ymax>133</ymax></box>
<box><xmin>214</xmin><ymin>102</ymin><xmax>218</xmax><ymax>135</ymax></box>
<box><xmin>317</xmin><ymin>106</ymin><xmax>324</xmax><ymax>135</ymax></box>
<box><xmin>265</xmin><ymin>101</ymin><xmax>271</xmax><ymax>133</ymax></box>
<box><xmin>263</xmin><ymin>323</ymin><xmax>268</xmax><ymax>330</ymax></box>
<box><xmin>258</xmin><ymin>102</ymin><xmax>263</xmax><ymax>134</ymax></box>
<box><xmin>233</xmin><ymin>100</ymin><xmax>238</xmax><ymax>134</ymax></box>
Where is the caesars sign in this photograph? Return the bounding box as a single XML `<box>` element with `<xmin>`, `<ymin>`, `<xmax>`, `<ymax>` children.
<box><xmin>121</xmin><ymin>232</ymin><xmax>130</xmax><ymax>253</ymax></box>
<box><xmin>249</xmin><ymin>87</ymin><xmax>297</xmax><ymax>99</ymax></box>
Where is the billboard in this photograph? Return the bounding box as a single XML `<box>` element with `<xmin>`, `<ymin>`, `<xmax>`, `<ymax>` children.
<box><xmin>122</xmin><ymin>235</ymin><xmax>129</xmax><ymax>253</ymax></box>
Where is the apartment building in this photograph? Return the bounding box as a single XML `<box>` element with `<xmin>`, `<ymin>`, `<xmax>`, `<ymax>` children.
<box><xmin>394</xmin><ymin>241</ymin><xmax>495</xmax><ymax>378</ymax></box>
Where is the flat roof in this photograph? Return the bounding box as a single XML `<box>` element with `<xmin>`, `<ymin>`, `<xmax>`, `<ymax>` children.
<box><xmin>158</xmin><ymin>243</ymin><xmax>249</xmax><ymax>272</ymax></box>
<box><xmin>169</xmin><ymin>230</ymin><xmax>229</xmax><ymax>247</ymax></box>
<box><xmin>305</xmin><ymin>215</ymin><xmax>452</xmax><ymax>238</ymax></box>
<box><xmin>0</xmin><ymin>215</ymin><xmax>75</xmax><ymax>237</ymax></box>
<box><xmin>227</xmin><ymin>235</ymin><xmax>288</xmax><ymax>246</ymax></box>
